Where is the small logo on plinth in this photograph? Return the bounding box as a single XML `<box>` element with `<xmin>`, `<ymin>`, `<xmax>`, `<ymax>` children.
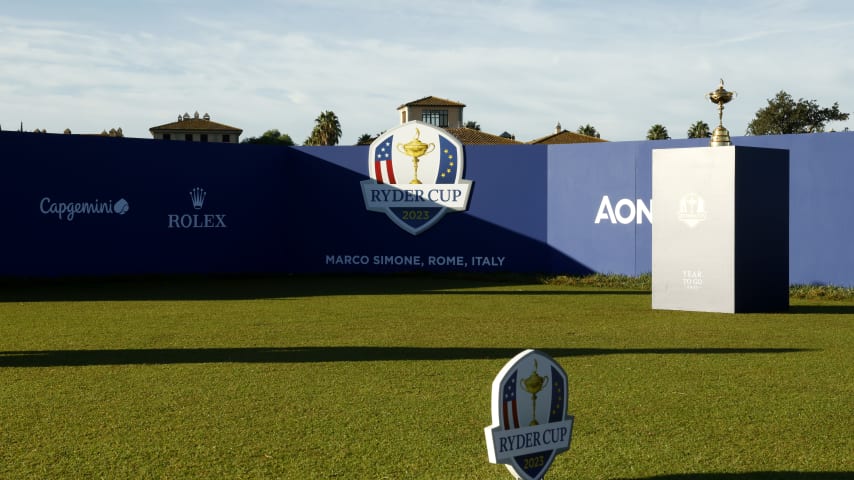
<box><xmin>485</xmin><ymin>349</ymin><xmax>574</xmax><ymax>480</ymax></box>
<box><xmin>678</xmin><ymin>193</ymin><xmax>707</xmax><ymax>228</ymax></box>
<box><xmin>361</xmin><ymin>121</ymin><xmax>472</xmax><ymax>235</ymax></box>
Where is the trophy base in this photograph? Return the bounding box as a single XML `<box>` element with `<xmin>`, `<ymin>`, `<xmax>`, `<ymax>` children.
<box><xmin>710</xmin><ymin>126</ymin><xmax>732</xmax><ymax>147</ymax></box>
<box><xmin>410</xmin><ymin>179</ymin><xmax>422</xmax><ymax>185</ymax></box>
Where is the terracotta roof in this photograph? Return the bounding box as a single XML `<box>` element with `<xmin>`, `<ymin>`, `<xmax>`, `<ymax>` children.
<box><xmin>150</xmin><ymin>114</ymin><xmax>242</xmax><ymax>133</ymax></box>
<box><xmin>398</xmin><ymin>96</ymin><xmax>466</xmax><ymax>109</ymax></box>
<box><xmin>528</xmin><ymin>130</ymin><xmax>607</xmax><ymax>145</ymax></box>
<box><xmin>445</xmin><ymin>127</ymin><xmax>523</xmax><ymax>145</ymax></box>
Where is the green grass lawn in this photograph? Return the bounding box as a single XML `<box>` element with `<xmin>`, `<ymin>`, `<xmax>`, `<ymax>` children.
<box><xmin>0</xmin><ymin>276</ymin><xmax>851</xmax><ymax>479</ymax></box>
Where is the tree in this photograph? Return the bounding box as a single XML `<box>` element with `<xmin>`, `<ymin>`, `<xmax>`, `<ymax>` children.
<box><xmin>464</xmin><ymin>120</ymin><xmax>481</xmax><ymax>130</ymax></box>
<box><xmin>687</xmin><ymin>121</ymin><xmax>711</xmax><ymax>139</ymax></box>
<box><xmin>499</xmin><ymin>131</ymin><xmax>515</xmax><ymax>140</ymax></box>
<box><xmin>577</xmin><ymin>124</ymin><xmax>600</xmax><ymax>138</ymax></box>
<box><xmin>241</xmin><ymin>129</ymin><xmax>295</xmax><ymax>146</ymax></box>
<box><xmin>646</xmin><ymin>124</ymin><xmax>670</xmax><ymax>140</ymax></box>
<box><xmin>99</xmin><ymin>127</ymin><xmax>123</xmax><ymax>137</ymax></box>
<box><xmin>356</xmin><ymin>133</ymin><xmax>375</xmax><ymax>145</ymax></box>
<box><xmin>304</xmin><ymin>110</ymin><xmax>342</xmax><ymax>146</ymax></box>
<box><xmin>747</xmin><ymin>91</ymin><xmax>849</xmax><ymax>135</ymax></box>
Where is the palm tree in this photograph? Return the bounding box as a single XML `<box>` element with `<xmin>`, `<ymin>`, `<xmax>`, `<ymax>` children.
<box><xmin>687</xmin><ymin>121</ymin><xmax>711</xmax><ymax>139</ymax></box>
<box><xmin>577</xmin><ymin>124</ymin><xmax>600</xmax><ymax>138</ymax></box>
<box><xmin>646</xmin><ymin>124</ymin><xmax>670</xmax><ymax>140</ymax></box>
<box><xmin>356</xmin><ymin>133</ymin><xmax>375</xmax><ymax>145</ymax></box>
<box><xmin>305</xmin><ymin>110</ymin><xmax>342</xmax><ymax>146</ymax></box>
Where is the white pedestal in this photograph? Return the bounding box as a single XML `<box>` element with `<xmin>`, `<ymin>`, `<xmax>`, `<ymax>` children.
<box><xmin>652</xmin><ymin>146</ymin><xmax>789</xmax><ymax>313</ymax></box>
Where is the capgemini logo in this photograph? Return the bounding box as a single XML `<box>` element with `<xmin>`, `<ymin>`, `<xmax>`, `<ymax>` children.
<box><xmin>190</xmin><ymin>187</ymin><xmax>206</xmax><ymax>210</ymax></box>
<box><xmin>40</xmin><ymin>196</ymin><xmax>130</xmax><ymax>221</ymax></box>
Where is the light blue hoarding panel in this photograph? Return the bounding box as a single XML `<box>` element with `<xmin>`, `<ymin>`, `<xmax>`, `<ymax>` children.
<box><xmin>734</xmin><ymin>133</ymin><xmax>854</xmax><ymax>287</ymax></box>
<box><xmin>546</xmin><ymin>133</ymin><xmax>854</xmax><ymax>286</ymax></box>
<box><xmin>637</xmin><ymin>134</ymin><xmax>853</xmax><ymax>287</ymax></box>
<box><xmin>544</xmin><ymin>139</ymin><xmax>700</xmax><ymax>276</ymax></box>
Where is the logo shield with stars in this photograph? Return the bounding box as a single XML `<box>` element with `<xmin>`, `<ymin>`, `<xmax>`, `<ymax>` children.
<box><xmin>361</xmin><ymin>121</ymin><xmax>472</xmax><ymax>235</ymax></box>
<box><xmin>485</xmin><ymin>349</ymin><xmax>575</xmax><ymax>480</ymax></box>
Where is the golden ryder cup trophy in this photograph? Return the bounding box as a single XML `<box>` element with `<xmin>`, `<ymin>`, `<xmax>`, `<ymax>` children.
<box><xmin>522</xmin><ymin>360</ymin><xmax>549</xmax><ymax>426</ymax></box>
<box><xmin>707</xmin><ymin>79</ymin><xmax>736</xmax><ymax>147</ymax></box>
<box><xmin>397</xmin><ymin>128</ymin><xmax>435</xmax><ymax>184</ymax></box>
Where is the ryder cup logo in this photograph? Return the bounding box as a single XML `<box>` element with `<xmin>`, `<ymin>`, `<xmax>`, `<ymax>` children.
<box><xmin>678</xmin><ymin>192</ymin><xmax>707</xmax><ymax>228</ymax></box>
<box><xmin>485</xmin><ymin>350</ymin><xmax>574</xmax><ymax>480</ymax></box>
<box><xmin>361</xmin><ymin>121</ymin><xmax>472</xmax><ymax>235</ymax></box>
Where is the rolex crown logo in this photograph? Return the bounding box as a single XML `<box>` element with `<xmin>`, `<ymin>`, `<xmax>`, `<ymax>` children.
<box><xmin>189</xmin><ymin>187</ymin><xmax>206</xmax><ymax>210</ymax></box>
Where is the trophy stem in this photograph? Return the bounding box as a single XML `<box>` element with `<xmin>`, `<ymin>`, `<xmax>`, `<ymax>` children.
<box><xmin>530</xmin><ymin>393</ymin><xmax>539</xmax><ymax>426</ymax></box>
<box><xmin>711</xmin><ymin>102</ymin><xmax>731</xmax><ymax>146</ymax></box>
<box><xmin>410</xmin><ymin>156</ymin><xmax>422</xmax><ymax>184</ymax></box>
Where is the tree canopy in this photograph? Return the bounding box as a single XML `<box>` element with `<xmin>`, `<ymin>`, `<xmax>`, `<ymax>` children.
<box><xmin>646</xmin><ymin>124</ymin><xmax>670</xmax><ymax>140</ymax></box>
<box><xmin>356</xmin><ymin>133</ymin><xmax>376</xmax><ymax>145</ymax></box>
<box><xmin>305</xmin><ymin>110</ymin><xmax>342</xmax><ymax>146</ymax></box>
<box><xmin>577</xmin><ymin>124</ymin><xmax>600</xmax><ymax>138</ymax></box>
<box><xmin>241</xmin><ymin>129</ymin><xmax>295</xmax><ymax>146</ymax></box>
<box><xmin>687</xmin><ymin>121</ymin><xmax>710</xmax><ymax>139</ymax></box>
<box><xmin>464</xmin><ymin>120</ymin><xmax>481</xmax><ymax>131</ymax></box>
<box><xmin>499</xmin><ymin>131</ymin><xmax>515</xmax><ymax>140</ymax></box>
<box><xmin>747</xmin><ymin>91</ymin><xmax>849</xmax><ymax>135</ymax></box>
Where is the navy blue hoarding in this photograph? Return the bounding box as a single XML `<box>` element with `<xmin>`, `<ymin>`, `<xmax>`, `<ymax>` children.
<box><xmin>1</xmin><ymin>130</ymin><xmax>852</xmax><ymax>286</ymax></box>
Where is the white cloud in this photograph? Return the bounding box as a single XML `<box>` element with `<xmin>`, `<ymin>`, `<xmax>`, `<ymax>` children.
<box><xmin>1</xmin><ymin>2</ymin><xmax>852</xmax><ymax>142</ymax></box>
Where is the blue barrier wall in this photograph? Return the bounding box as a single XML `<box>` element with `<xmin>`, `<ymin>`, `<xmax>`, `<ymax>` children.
<box><xmin>1</xmin><ymin>130</ymin><xmax>852</xmax><ymax>285</ymax></box>
<box><xmin>546</xmin><ymin>134</ymin><xmax>854</xmax><ymax>287</ymax></box>
<box><xmin>283</xmin><ymin>144</ymin><xmax>556</xmax><ymax>273</ymax></box>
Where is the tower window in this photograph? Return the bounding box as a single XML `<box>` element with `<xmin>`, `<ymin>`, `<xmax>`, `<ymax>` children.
<box><xmin>422</xmin><ymin>109</ymin><xmax>448</xmax><ymax>127</ymax></box>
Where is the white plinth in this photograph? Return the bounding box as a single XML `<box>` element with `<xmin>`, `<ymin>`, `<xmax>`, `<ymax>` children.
<box><xmin>652</xmin><ymin>146</ymin><xmax>789</xmax><ymax>313</ymax></box>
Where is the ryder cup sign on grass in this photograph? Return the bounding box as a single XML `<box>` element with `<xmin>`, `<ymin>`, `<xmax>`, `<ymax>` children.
<box><xmin>361</xmin><ymin>121</ymin><xmax>472</xmax><ymax>235</ymax></box>
<box><xmin>485</xmin><ymin>350</ymin><xmax>574</xmax><ymax>480</ymax></box>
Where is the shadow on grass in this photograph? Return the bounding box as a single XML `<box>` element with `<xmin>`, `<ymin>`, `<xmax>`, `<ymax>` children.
<box><xmin>788</xmin><ymin>305</ymin><xmax>854</xmax><ymax>315</ymax></box>
<box><xmin>614</xmin><ymin>472</ymin><xmax>853</xmax><ymax>480</ymax></box>
<box><xmin>0</xmin><ymin>274</ymin><xmax>649</xmax><ymax>302</ymax></box>
<box><xmin>0</xmin><ymin>346</ymin><xmax>811</xmax><ymax>368</ymax></box>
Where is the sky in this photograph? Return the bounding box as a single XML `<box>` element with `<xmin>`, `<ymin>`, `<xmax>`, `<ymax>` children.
<box><xmin>1</xmin><ymin>0</ymin><xmax>852</xmax><ymax>144</ymax></box>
